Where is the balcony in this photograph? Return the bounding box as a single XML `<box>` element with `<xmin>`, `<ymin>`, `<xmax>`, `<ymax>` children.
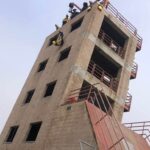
<box><xmin>124</xmin><ymin>93</ymin><xmax>132</xmax><ymax>112</ymax></box>
<box><xmin>64</xmin><ymin>82</ymin><xmax>114</xmax><ymax>114</ymax></box>
<box><xmin>88</xmin><ymin>61</ymin><xmax>119</xmax><ymax>92</ymax></box>
<box><xmin>106</xmin><ymin>3</ymin><xmax>143</xmax><ymax>51</ymax></box>
<box><xmin>98</xmin><ymin>30</ymin><xmax>125</xmax><ymax>58</ymax></box>
<box><xmin>130</xmin><ymin>62</ymin><xmax>138</xmax><ymax>79</ymax></box>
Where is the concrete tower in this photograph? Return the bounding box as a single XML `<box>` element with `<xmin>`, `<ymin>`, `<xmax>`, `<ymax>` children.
<box><xmin>0</xmin><ymin>1</ymin><xmax>149</xmax><ymax>150</ymax></box>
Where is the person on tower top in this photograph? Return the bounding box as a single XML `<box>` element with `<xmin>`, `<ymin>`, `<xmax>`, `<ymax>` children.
<box><xmin>62</xmin><ymin>15</ymin><xmax>69</xmax><ymax>26</ymax></box>
<box><xmin>70</xmin><ymin>9</ymin><xmax>79</xmax><ymax>19</ymax></box>
<box><xmin>81</xmin><ymin>2</ymin><xmax>88</xmax><ymax>11</ymax></box>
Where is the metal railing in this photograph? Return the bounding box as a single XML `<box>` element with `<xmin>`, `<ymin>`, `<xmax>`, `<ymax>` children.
<box><xmin>124</xmin><ymin>93</ymin><xmax>132</xmax><ymax>112</ymax></box>
<box><xmin>131</xmin><ymin>62</ymin><xmax>138</xmax><ymax>79</ymax></box>
<box><xmin>98</xmin><ymin>30</ymin><xmax>125</xmax><ymax>58</ymax></box>
<box><xmin>70</xmin><ymin>2</ymin><xmax>143</xmax><ymax>51</ymax></box>
<box><xmin>87</xmin><ymin>61</ymin><xmax>119</xmax><ymax>92</ymax></box>
<box><xmin>106</xmin><ymin>3</ymin><xmax>142</xmax><ymax>51</ymax></box>
<box><xmin>63</xmin><ymin>84</ymin><xmax>130</xmax><ymax>149</ymax></box>
<box><xmin>124</xmin><ymin>121</ymin><xmax>150</xmax><ymax>145</ymax></box>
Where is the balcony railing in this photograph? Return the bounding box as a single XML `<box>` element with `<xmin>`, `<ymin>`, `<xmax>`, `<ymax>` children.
<box><xmin>106</xmin><ymin>3</ymin><xmax>143</xmax><ymax>51</ymax></box>
<box><xmin>124</xmin><ymin>93</ymin><xmax>132</xmax><ymax>112</ymax></box>
<box><xmin>98</xmin><ymin>30</ymin><xmax>125</xmax><ymax>58</ymax></box>
<box><xmin>70</xmin><ymin>2</ymin><xmax>143</xmax><ymax>51</ymax></box>
<box><xmin>130</xmin><ymin>62</ymin><xmax>138</xmax><ymax>79</ymax></box>
<box><xmin>87</xmin><ymin>61</ymin><xmax>118</xmax><ymax>92</ymax></box>
<box><xmin>124</xmin><ymin>121</ymin><xmax>150</xmax><ymax>145</ymax></box>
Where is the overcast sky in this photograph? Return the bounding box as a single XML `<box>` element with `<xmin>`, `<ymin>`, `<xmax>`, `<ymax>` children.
<box><xmin>0</xmin><ymin>0</ymin><xmax>150</xmax><ymax>133</ymax></box>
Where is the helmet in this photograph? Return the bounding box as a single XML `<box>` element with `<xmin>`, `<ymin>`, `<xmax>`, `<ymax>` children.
<box><xmin>69</xmin><ymin>3</ymin><xmax>74</xmax><ymax>8</ymax></box>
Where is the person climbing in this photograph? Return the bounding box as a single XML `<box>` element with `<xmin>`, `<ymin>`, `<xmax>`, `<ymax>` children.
<box><xmin>55</xmin><ymin>24</ymin><xmax>60</xmax><ymax>30</ymax></box>
<box><xmin>81</xmin><ymin>2</ymin><xmax>88</xmax><ymax>11</ymax></box>
<box><xmin>62</xmin><ymin>15</ymin><xmax>69</xmax><ymax>26</ymax></box>
<box><xmin>52</xmin><ymin>31</ymin><xmax>64</xmax><ymax>46</ymax></box>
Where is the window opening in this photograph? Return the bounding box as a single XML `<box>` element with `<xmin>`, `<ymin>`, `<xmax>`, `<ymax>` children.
<box><xmin>71</xmin><ymin>18</ymin><xmax>83</xmax><ymax>32</ymax></box>
<box><xmin>58</xmin><ymin>47</ymin><xmax>71</xmax><ymax>62</ymax></box>
<box><xmin>37</xmin><ymin>59</ymin><xmax>48</xmax><ymax>72</ymax></box>
<box><xmin>87</xmin><ymin>47</ymin><xmax>121</xmax><ymax>91</ymax></box>
<box><xmin>44</xmin><ymin>81</ymin><xmax>57</xmax><ymax>97</ymax></box>
<box><xmin>26</xmin><ymin>122</ymin><xmax>42</xmax><ymax>142</ymax></box>
<box><xmin>5</xmin><ymin>126</ymin><xmax>19</xmax><ymax>142</ymax></box>
<box><xmin>48</xmin><ymin>34</ymin><xmax>59</xmax><ymax>46</ymax></box>
<box><xmin>99</xmin><ymin>18</ymin><xmax>128</xmax><ymax>58</ymax></box>
<box><xmin>24</xmin><ymin>89</ymin><xmax>35</xmax><ymax>104</ymax></box>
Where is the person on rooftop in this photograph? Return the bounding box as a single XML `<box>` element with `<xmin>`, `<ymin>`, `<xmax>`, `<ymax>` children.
<box><xmin>70</xmin><ymin>9</ymin><xmax>79</xmax><ymax>19</ymax></box>
<box><xmin>62</xmin><ymin>15</ymin><xmax>69</xmax><ymax>26</ymax></box>
<box><xmin>81</xmin><ymin>2</ymin><xmax>88</xmax><ymax>11</ymax></box>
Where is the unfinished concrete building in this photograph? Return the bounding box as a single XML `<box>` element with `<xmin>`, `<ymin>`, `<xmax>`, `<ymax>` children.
<box><xmin>0</xmin><ymin>1</ymin><xmax>150</xmax><ymax>150</ymax></box>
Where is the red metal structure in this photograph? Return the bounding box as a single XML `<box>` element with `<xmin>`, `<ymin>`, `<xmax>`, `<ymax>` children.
<box><xmin>64</xmin><ymin>84</ymin><xmax>130</xmax><ymax>149</ymax></box>
<box><xmin>63</xmin><ymin>84</ymin><xmax>150</xmax><ymax>149</ymax></box>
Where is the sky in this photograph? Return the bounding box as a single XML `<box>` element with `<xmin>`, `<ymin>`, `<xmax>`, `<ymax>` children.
<box><xmin>0</xmin><ymin>0</ymin><xmax>150</xmax><ymax>133</ymax></box>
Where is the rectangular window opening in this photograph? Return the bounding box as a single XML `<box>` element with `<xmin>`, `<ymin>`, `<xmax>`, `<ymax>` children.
<box><xmin>44</xmin><ymin>81</ymin><xmax>57</xmax><ymax>97</ymax></box>
<box><xmin>37</xmin><ymin>59</ymin><xmax>48</xmax><ymax>72</ymax></box>
<box><xmin>71</xmin><ymin>18</ymin><xmax>83</xmax><ymax>32</ymax></box>
<box><xmin>5</xmin><ymin>126</ymin><xmax>19</xmax><ymax>143</ymax></box>
<box><xmin>26</xmin><ymin>122</ymin><xmax>42</xmax><ymax>142</ymax></box>
<box><xmin>58</xmin><ymin>47</ymin><xmax>71</xmax><ymax>62</ymax></box>
<box><xmin>99</xmin><ymin>18</ymin><xmax>128</xmax><ymax>57</ymax></box>
<box><xmin>88</xmin><ymin>46</ymin><xmax>121</xmax><ymax>91</ymax></box>
<box><xmin>24</xmin><ymin>89</ymin><xmax>35</xmax><ymax>104</ymax></box>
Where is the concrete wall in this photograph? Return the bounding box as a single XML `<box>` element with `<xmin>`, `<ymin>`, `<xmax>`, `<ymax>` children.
<box><xmin>0</xmin><ymin>102</ymin><xmax>97</xmax><ymax>150</ymax></box>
